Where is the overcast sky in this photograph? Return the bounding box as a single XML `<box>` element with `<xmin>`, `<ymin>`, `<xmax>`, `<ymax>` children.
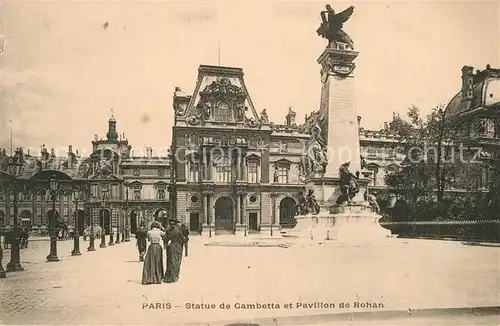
<box><xmin>0</xmin><ymin>1</ymin><xmax>499</xmax><ymax>157</ymax></box>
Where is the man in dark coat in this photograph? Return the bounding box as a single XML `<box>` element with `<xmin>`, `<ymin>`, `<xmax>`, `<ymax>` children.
<box><xmin>180</xmin><ymin>223</ymin><xmax>189</xmax><ymax>257</ymax></box>
<box><xmin>135</xmin><ymin>221</ymin><xmax>148</xmax><ymax>262</ymax></box>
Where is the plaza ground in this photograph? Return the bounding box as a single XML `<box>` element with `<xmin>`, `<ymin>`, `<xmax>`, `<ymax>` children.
<box><xmin>0</xmin><ymin>236</ymin><xmax>499</xmax><ymax>325</ymax></box>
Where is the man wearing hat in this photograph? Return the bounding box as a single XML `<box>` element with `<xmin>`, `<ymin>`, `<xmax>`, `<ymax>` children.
<box><xmin>163</xmin><ymin>218</ymin><xmax>185</xmax><ymax>283</ymax></box>
<box><xmin>180</xmin><ymin>223</ymin><xmax>189</xmax><ymax>257</ymax></box>
<box><xmin>135</xmin><ymin>221</ymin><xmax>148</xmax><ymax>262</ymax></box>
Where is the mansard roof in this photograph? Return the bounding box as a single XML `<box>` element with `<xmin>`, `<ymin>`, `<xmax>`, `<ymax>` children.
<box><xmin>446</xmin><ymin>65</ymin><xmax>500</xmax><ymax>120</ymax></box>
<box><xmin>175</xmin><ymin>65</ymin><xmax>263</xmax><ymax>129</ymax></box>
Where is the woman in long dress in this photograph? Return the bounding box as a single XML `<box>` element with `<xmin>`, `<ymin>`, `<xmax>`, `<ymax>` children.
<box><xmin>142</xmin><ymin>221</ymin><xmax>165</xmax><ymax>285</ymax></box>
<box><xmin>163</xmin><ymin>218</ymin><xmax>185</xmax><ymax>283</ymax></box>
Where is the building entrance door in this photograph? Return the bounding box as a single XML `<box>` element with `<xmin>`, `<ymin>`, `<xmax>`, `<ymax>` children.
<box><xmin>189</xmin><ymin>213</ymin><xmax>200</xmax><ymax>233</ymax></box>
<box><xmin>248</xmin><ymin>212</ymin><xmax>258</xmax><ymax>232</ymax></box>
<box><xmin>99</xmin><ymin>209</ymin><xmax>111</xmax><ymax>235</ymax></box>
<box><xmin>279</xmin><ymin>197</ymin><xmax>297</xmax><ymax>229</ymax></box>
<box><xmin>76</xmin><ymin>210</ymin><xmax>85</xmax><ymax>235</ymax></box>
<box><xmin>130</xmin><ymin>211</ymin><xmax>138</xmax><ymax>234</ymax></box>
<box><xmin>215</xmin><ymin>197</ymin><xmax>233</xmax><ymax>234</ymax></box>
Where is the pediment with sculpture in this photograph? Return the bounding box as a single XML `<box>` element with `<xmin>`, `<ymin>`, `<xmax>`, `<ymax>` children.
<box><xmin>185</xmin><ymin>77</ymin><xmax>261</xmax><ymax>127</ymax></box>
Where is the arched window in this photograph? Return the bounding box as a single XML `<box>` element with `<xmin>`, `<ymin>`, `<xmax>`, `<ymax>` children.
<box><xmin>214</xmin><ymin>102</ymin><xmax>232</xmax><ymax>122</ymax></box>
<box><xmin>215</xmin><ymin>156</ymin><xmax>232</xmax><ymax>183</ymax></box>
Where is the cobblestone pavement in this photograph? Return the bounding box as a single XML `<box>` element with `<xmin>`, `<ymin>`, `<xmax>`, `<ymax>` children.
<box><xmin>0</xmin><ymin>237</ymin><xmax>498</xmax><ymax>325</ymax></box>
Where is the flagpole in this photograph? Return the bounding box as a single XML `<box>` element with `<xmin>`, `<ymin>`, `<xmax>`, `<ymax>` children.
<box><xmin>218</xmin><ymin>40</ymin><xmax>221</xmax><ymax>66</ymax></box>
<box><xmin>9</xmin><ymin>119</ymin><xmax>12</xmax><ymax>155</ymax></box>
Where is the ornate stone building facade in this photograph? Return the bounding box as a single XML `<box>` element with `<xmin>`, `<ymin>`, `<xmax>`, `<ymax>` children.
<box><xmin>170</xmin><ymin>65</ymin><xmax>309</xmax><ymax>235</ymax></box>
<box><xmin>0</xmin><ymin>117</ymin><xmax>171</xmax><ymax>235</ymax></box>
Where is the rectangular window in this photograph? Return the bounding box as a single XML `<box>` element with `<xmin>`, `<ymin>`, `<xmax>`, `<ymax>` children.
<box><xmin>21</xmin><ymin>220</ymin><xmax>31</xmax><ymax>228</ymax></box>
<box><xmin>133</xmin><ymin>190</ymin><xmax>141</xmax><ymax>200</ymax></box>
<box><xmin>278</xmin><ymin>165</ymin><xmax>288</xmax><ymax>184</ymax></box>
<box><xmin>248</xmin><ymin>162</ymin><xmax>258</xmax><ymax>183</ymax></box>
<box><xmin>216</xmin><ymin>166</ymin><xmax>232</xmax><ymax>183</ymax></box>
<box><xmin>189</xmin><ymin>162</ymin><xmax>199</xmax><ymax>182</ymax></box>
<box><xmin>158</xmin><ymin>190</ymin><xmax>165</xmax><ymax>200</ymax></box>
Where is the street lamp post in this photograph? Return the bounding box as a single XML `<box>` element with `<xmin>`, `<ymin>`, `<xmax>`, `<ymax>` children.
<box><xmin>87</xmin><ymin>194</ymin><xmax>96</xmax><ymax>251</ymax></box>
<box><xmin>0</xmin><ymin>241</ymin><xmax>6</xmax><ymax>278</ymax></box>
<box><xmin>71</xmin><ymin>188</ymin><xmax>82</xmax><ymax>256</ymax></box>
<box><xmin>100</xmin><ymin>191</ymin><xmax>107</xmax><ymax>248</ymax></box>
<box><xmin>46</xmin><ymin>176</ymin><xmax>60</xmax><ymax>262</ymax></box>
<box><xmin>6</xmin><ymin>152</ymin><xmax>25</xmax><ymax>272</ymax></box>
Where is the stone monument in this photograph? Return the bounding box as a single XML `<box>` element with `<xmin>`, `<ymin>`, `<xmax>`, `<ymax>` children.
<box><xmin>284</xmin><ymin>4</ymin><xmax>390</xmax><ymax>242</ymax></box>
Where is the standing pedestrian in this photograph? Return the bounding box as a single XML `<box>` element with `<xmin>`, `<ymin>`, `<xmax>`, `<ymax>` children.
<box><xmin>142</xmin><ymin>221</ymin><xmax>165</xmax><ymax>285</ymax></box>
<box><xmin>180</xmin><ymin>223</ymin><xmax>189</xmax><ymax>257</ymax></box>
<box><xmin>163</xmin><ymin>218</ymin><xmax>184</xmax><ymax>283</ymax></box>
<box><xmin>135</xmin><ymin>221</ymin><xmax>148</xmax><ymax>262</ymax></box>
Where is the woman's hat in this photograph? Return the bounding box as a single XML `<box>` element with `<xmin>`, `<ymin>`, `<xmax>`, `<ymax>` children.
<box><xmin>150</xmin><ymin>221</ymin><xmax>162</xmax><ymax>229</ymax></box>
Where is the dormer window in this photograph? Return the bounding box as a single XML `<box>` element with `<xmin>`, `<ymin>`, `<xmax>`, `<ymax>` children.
<box><xmin>214</xmin><ymin>102</ymin><xmax>231</xmax><ymax>122</ymax></box>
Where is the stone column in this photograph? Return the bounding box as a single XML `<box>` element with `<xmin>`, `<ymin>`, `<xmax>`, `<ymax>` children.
<box><xmin>242</xmin><ymin>155</ymin><xmax>247</xmax><ymax>181</ymax></box>
<box><xmin>236</xmin><ymin>153</ymin><xmax>241</xmax><ymax>180</ymax></box>
<box><xmin>32</xmin><ymin>192</ymin><xmax>37</xmax><ymax>226</ymax></box>
<box><xmin>67</xmin><ymin>194</ymin><xmax>72</xmax><ymax>226</ymax></box>
<box><xmin>202</xmin><ymin>194</ymin><xmax>208</xmax><ymax>224</ymax></box>
<box><xmin>209</xmin><ymin>194</ymin><xmax>214</xmax><ymax>226</ymax></box>
<box><xmin>5</xmin><ymin>193</ymin><xmax>11</xmax><ymax>225</ymax></box>
<box><xmin>40</xmin><ymin>192</ymin><xmax>45</xmax><ymax>225</ymax></box>
<box><xmin>242</xmin><ymin>193</ymin><xmax>247</xmax><ymax>226</ymax></box>
<box><xmin>236</xmin><ymin>194</ymin><xmax>241</xmax><ymax>225</ymax></box>
<box><xmin>59</xmin><ymin>194</ymin><xmax>64</xmax><ymax>222</ymax></box>
<box><xmin>235</xmin><ymin>193</ymin><xmax>246</xmax><ymax>236</ymax></box>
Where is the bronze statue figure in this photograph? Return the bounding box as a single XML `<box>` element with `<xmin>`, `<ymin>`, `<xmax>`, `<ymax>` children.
<box><xmin>305</xmin><ymin>189</ymin><xmax>320</xmax><ymax>215</ymax></box>
<box><xmin>295</xmin><ymin>192</ymin><xmax>308</xmax><ymax>216</ymax></box>
<box><xmin>364</xmin><ymin>190</ymin><xmax>380</xmax><ymax>214</ymax></box>
<box><xmin>317</xmin><ymin>4</ymin><xmax>355</xmax><ymax>49</ymax></box>
<box><xmin>336</xmin><ymin>161</ymin><xmax>360</xmax><ymax>205</ymax></box>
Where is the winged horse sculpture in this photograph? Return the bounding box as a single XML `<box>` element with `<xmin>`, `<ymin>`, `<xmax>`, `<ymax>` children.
<box><xmin>317</xmin><ymin>5</ymin><xmax>355</xmax><ymax>49</ymax></box>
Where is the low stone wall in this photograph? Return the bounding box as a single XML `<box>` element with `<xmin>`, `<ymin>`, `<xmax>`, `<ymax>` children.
<box><xmin>380</xmin><ymin>220</ymin><xmax>500</xmax><ymax>243</ymax></box>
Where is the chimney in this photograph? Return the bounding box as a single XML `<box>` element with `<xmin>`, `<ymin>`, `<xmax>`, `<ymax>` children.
<box><xmin>285</xmin><ymin>107</ymin><xmax>296</xmax><ymax>126</ymax></box>
<box><xmin>146</xmin><ymin>147</ymin><xmax>153</xmax><ymax>159</ymax></box>
<box><xmin>357</xmin><ymin>116</ymin><xmax>362</xmax><ymax>127</ymax></box>
<box><xmin>67</xmin><ymin>145</ymin><xmax>73</xmax><ymax>168</ymax></box>
<box><xmin>51</xmin><ymin>148</ymin><xmax>55</xmax><ymax>157</ymax></box>
<box><xmin>461</xmin><ymin>65</ymin><xmax>474</xmax><ymax>101</ymax></box>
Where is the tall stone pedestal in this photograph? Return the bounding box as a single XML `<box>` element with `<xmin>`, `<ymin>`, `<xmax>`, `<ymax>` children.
<box><xmin>282</xmin><ymin>202</ymin><xmax>391</xmax><ymax>242</ymax></box>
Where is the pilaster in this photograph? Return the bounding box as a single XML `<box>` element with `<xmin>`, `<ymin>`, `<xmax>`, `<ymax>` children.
<box><xmin>235</xmin><ymin>191</ymin><xmax>248</xmax><ymax>236</ymax></box>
